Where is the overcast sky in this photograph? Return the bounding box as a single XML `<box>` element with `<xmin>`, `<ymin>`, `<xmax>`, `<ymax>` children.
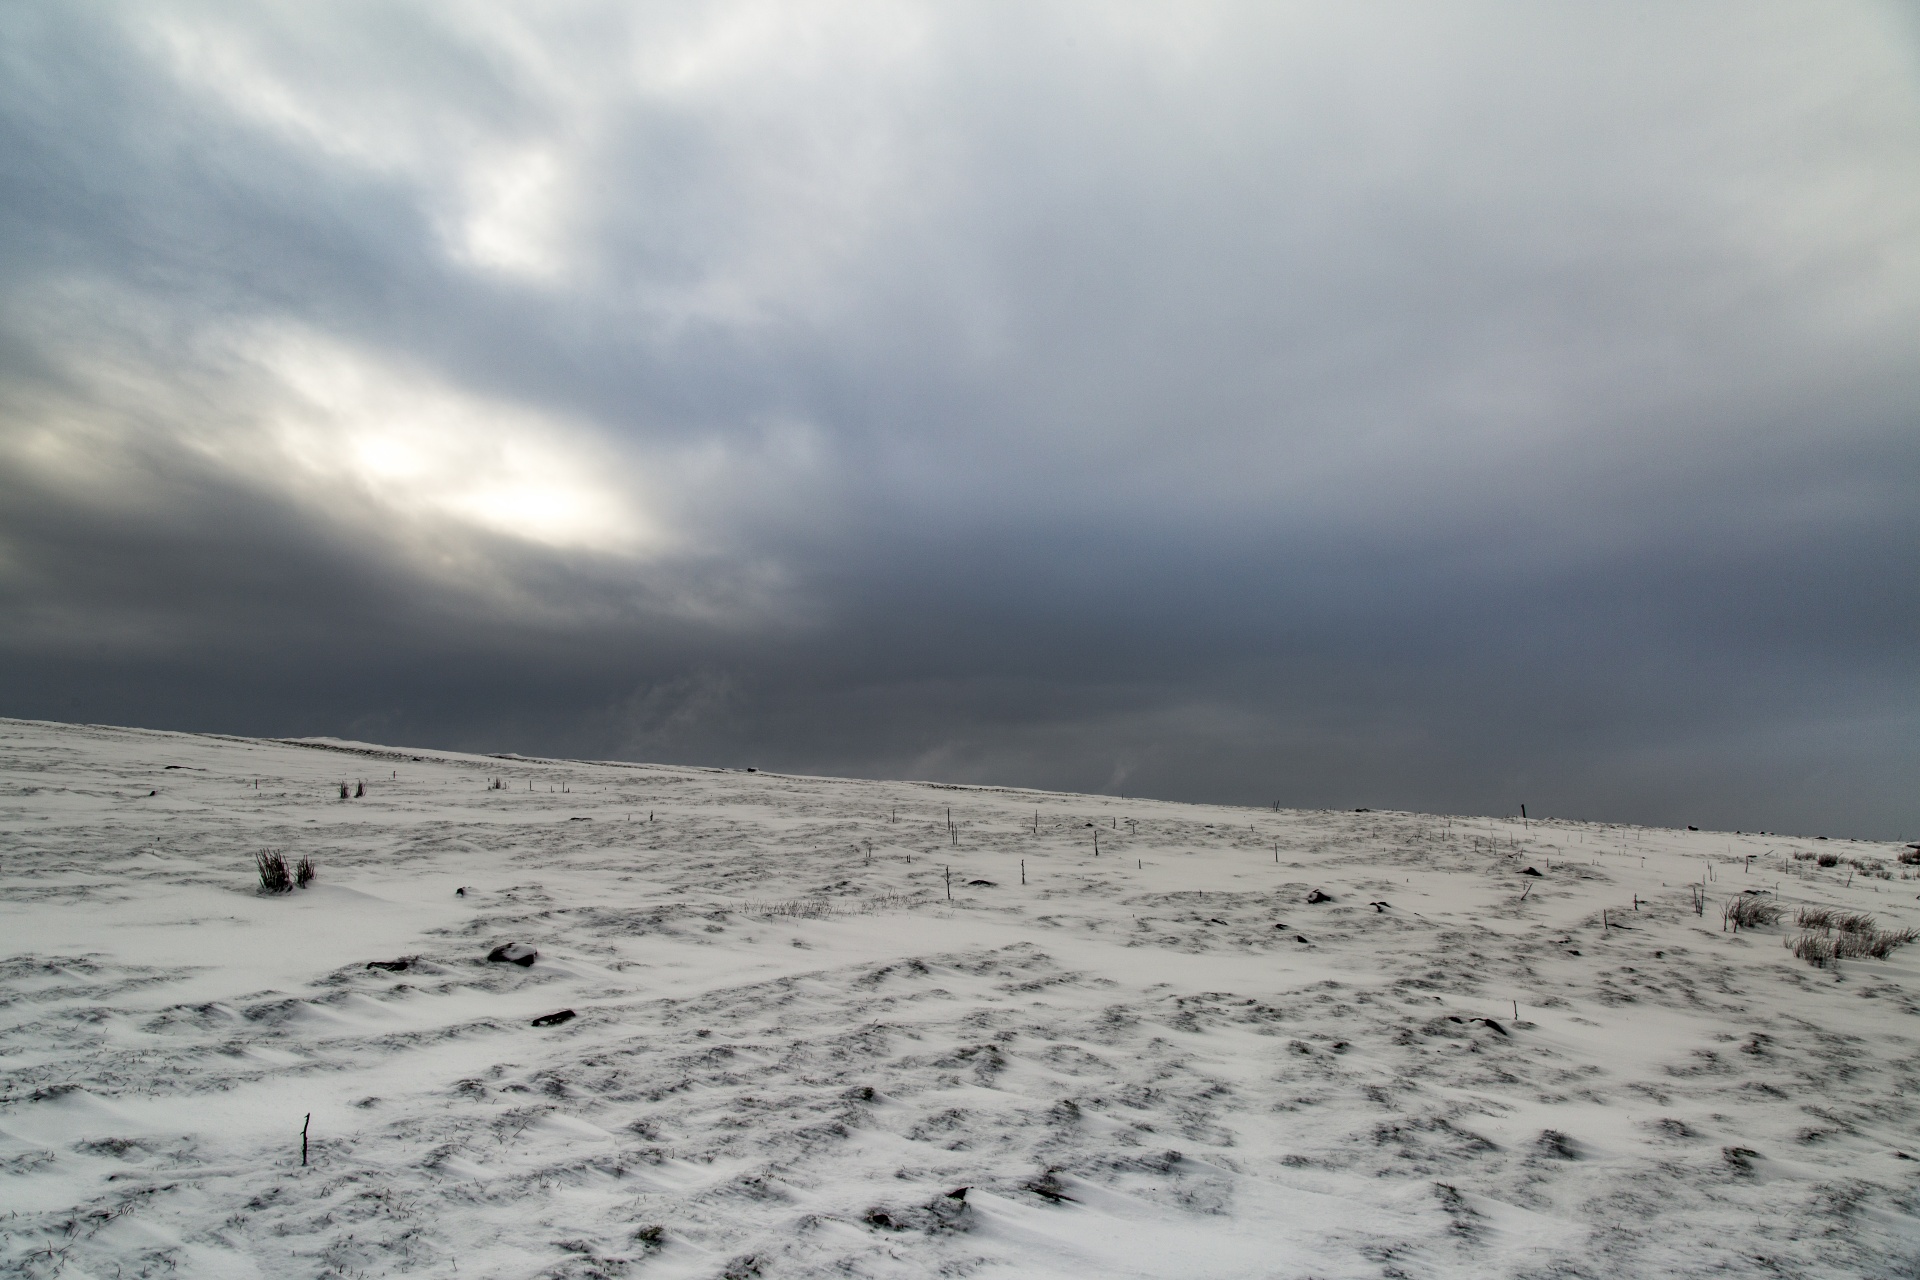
<box><xmin>2</xmin><ymin>2</ymin><xmax>1916</xmax><ymax>837</ymax></box>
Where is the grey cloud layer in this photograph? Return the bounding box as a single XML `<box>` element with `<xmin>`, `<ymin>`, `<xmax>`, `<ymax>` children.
<box><xmin>2</xmin><ymin>1</ymin><xmax>1916</xmax><ymax>836</ymax></box>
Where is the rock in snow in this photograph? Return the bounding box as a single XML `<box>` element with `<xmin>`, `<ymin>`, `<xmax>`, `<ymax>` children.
<box><xmin>1</xmin><ymin>717</ymin><xmax>1917</xmax><ymax>1279</ymax></box>
<box><xmin>486</xmin><ymin>941</ymin><xmax>538</xmax><ymax>966</ymax></box>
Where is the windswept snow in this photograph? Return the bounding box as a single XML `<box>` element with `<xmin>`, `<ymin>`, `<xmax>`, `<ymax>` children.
<box><xmin>3</xmin><ymin>718</ymin><xmax>1919</xmax><ymax>1278</ymax></box>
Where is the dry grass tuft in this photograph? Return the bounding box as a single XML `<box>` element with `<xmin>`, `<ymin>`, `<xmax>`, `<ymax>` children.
<box><xmin>750</xmin><ymin>898</ymin><xmax>834</xmax><ymax>919</ymax></box>
<box><xmin>1836</xmin><ymin>926</ymin><xmax>1919</xmax><ymax>960</ymax></box>
<box><xmin>1722</xmin><ymin>896</ymin><xmax>1781</xmax><ymax>930</ymax></box>
<box><xmin>257</xmin><ymin>849</ymin><xmax>315</xmax><ymax>893</ymax></box>
<box><xmin>257</xmin><ymin>850</ymin><xmax>292</xmax><ymax>894</ymax></box>
<box><xmin>1796</xmin><ymin>907</ymin><xmax>1875</xmax><ymax>933</ymax></box>
<box><xmin>1787</xmin><ymin>932</ymin><xmax>1836</xmax><ymax>967</ymax></box>
<box><xmin>1786</xmin><ymin>909</ymin><xmax>1918</xmax><ymax>966</ymax></box>
<box><xmin>745</xmin><ymin>893</ymin><xmax>922</xmax><ymax>919</ymax></box>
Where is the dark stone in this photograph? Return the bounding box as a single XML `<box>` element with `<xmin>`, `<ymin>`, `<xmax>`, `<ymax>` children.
<box><xmin>1305</xmin><ymin>889</ymin><xmax>1332</xmax><ymax>903</ymax></box>
<box><xmin>967</xmin><ymin>879</ymin><xmax>997</xmax><ymax>887</ymax></box>
<box><xmin>1370</xmin><ymin>901</ymin><xmax>1390</xmax><ymax>911</ymax></box>
<box><xmin>531</xmin><ymin>1009</ymin><xmax>576</xmax><ymax>1027</ymax></box>
<box><xmin>366</xmin><ymin>959</ymin><xmax>410</xmax><ymax>973</ymax></box>
<box><xmin>1521</xmin><ymin>867</ymin><xmax>1543</xmax><ymax>877</ymax></box>
<box><xmin>487</xmin><ymin>942</ymin><xmax>537</xmax><ymax>966</ymax></box>
<box><xmin>1021</xmin><ymin>1174</ymin><xmax>1071</xmax><ymax>1203</ymax></box>
<box><xmin>1538</xmin><ymin>1129</ymin><xmax>1579</xmax><ymax>1159</ymax></box>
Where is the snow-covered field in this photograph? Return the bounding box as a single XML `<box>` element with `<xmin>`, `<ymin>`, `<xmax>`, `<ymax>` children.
<box><xmin>4</xmin><ymin>719</ymin><xmax>1919</xmax><ymax>1279</ymax></box>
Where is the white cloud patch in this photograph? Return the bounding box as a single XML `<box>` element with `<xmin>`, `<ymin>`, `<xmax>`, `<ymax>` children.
<box><xmin>451</xmin><ymin>144</ymin><xmax>570</xmax><ymax>278</ymax></box>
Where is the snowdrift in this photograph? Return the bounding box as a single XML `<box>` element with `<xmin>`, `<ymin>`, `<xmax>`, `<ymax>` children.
<box><xmin>3</xmin><ymin>718</ymin><xmax>1918</xmax><ymax>1278</ymax></box>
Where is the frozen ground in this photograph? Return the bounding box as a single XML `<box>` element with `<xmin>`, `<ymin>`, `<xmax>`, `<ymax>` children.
<box><xmin>3</xmin><ymin>719</ymin><xmax>1919</xmax><ymax>1279</ymax></box>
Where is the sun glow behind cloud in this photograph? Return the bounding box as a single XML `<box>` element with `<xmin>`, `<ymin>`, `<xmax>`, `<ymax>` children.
<box><xmin>250</xmin><ymin>333</ymin><xmax>657</xmax><ymax>555</ymax></box>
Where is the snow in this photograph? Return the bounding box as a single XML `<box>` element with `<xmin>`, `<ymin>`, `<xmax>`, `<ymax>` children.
<box><xmin>3</xmin><ymin>717</ymin><xmax>1919</xmax><ymax>1278</ymax></box>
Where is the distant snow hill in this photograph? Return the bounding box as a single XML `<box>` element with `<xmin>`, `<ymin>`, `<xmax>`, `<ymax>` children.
<box><xmin>2</xmin><ymin>718</ymin><xmax>1917</xmax><ymax>1278</ymax></box>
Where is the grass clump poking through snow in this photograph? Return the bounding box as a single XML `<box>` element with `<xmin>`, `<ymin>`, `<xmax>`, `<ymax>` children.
<box><xmin>256</xmin><ymin>850</ymin><xmax>292</xmax><ymax>894</ymax></box>
<box><xmin>256</xmin><ymin>849</ymin><xmax>315</xmax><ymax>893</ymax></box>
<box><xmin>744</xmin><ymin>893</ymin><xmax>921</xmax><ymax>919</ymax></box>
<box><xmin>1786</xmin><ymin>909</ymin><xmax>1918</xmax><ymax>966</ymax></box>
<box><xmin>749</xmin><ymin>897</ymin><xmax>833</xmax><ymax>919</ymax></box>
<box><xmin>1723</xmin><ymin>896</ymin><xmax>1782</xmax><ymax>930</ymax></box>
<box><xmin>1840</xmin><ymin>928</ymin><xmax>1919</xmax><ymax>960</ymax></box>
<box><xmin>1788</xmin><ymin>932</ymin><xmax>1838</xmax><ymax>967</ymax></box>
<box><xmin>1797</xmin><ymin>907</ymin><xmax>1875</xmax><ymax>933</ymax></box>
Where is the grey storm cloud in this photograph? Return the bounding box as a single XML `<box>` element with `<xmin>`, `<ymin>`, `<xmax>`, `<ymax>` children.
<box><xmin>1</xmin><ymin>1</ymin><xmax>1916</xmax><ymax>836</ymax></box>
